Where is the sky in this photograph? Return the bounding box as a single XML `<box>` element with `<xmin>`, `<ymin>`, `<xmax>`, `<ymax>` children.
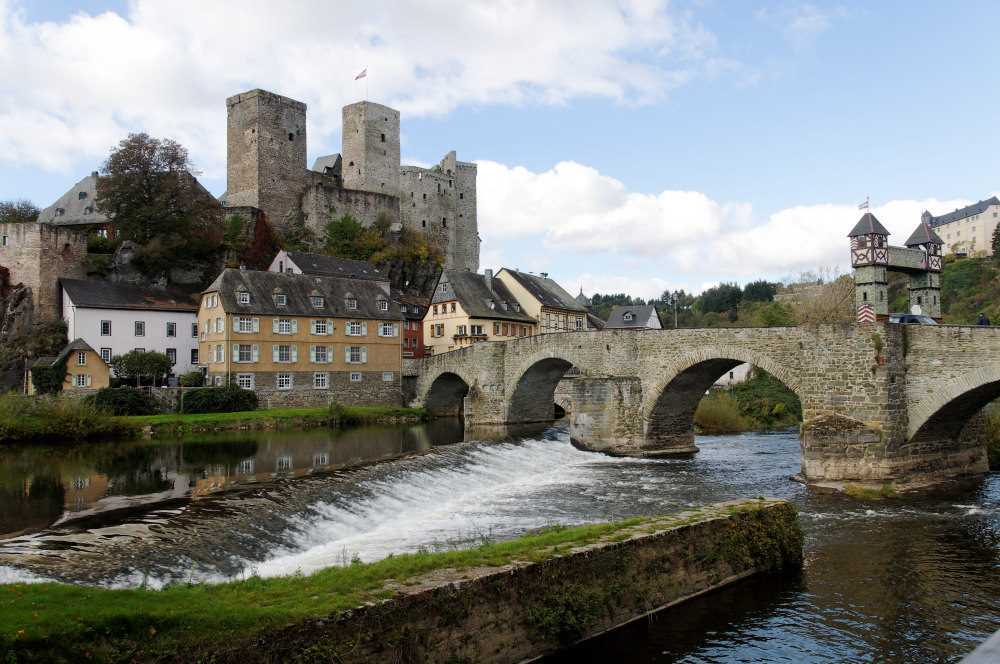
<box><xmin>1</xmin><ymin>0</ymin><xmax>998</xmax><ymax>300</ymax></box>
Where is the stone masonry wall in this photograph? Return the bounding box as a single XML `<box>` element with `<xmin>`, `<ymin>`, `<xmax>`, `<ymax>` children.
<box><xmin>0</xmin><ymin>222</ymin><xmax>87</xmax><ymax>321</ymax></box>
<box><xmin>205</xmin><ymin>370</ymin><xmax>402</xmax><ymax>409</ymax></box>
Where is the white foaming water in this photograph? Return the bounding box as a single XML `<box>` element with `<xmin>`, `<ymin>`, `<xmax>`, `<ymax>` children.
<box><xmin>240</xmin><ymin>434</ymin><xmax>641</xmax><ymax>580</ymax></box>
<box><xmin>0</xmin><ymin>565</ymin><xmax>53</xmax><ymax>584</ymax></box>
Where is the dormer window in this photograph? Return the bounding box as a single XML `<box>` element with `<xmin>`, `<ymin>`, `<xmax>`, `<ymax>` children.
<box><xmin>238</xmin><ymin>291</ymin><xmax>250</xmax><ymax>304</ymax></box>
<box><xmin>312</xmin><ymin>296</ymin><xmax>324</xmax><ymax>308</ymax></box>
<box><xmin>274</xmin><ymin>293</ymin><xmax>287</xmax><ymax>306</ymax></box>
<box><xmin>514</xmin><ymin>303</ymin><xmax>520</xmax><ymax>312</ymax></box>
<box><xmin>489</xmin><ymin>301</ymin><xmax>495</xmax><ymax>310</ymax></box>
<box><xmin>347</xmin><ymin>298</ymin><xmax>357</xmax><ymax>310</ymax></box>
<box><xmin>378</xmin><ymin>300</ymin><xmax>388</xmax><ymax>311</ymax></box>
<box><xmin>55</xmin><ymin>208</ymin><xmax>64</xmax><ymax>217</ymax></box>
<box><xmin>624</xmin><ymin>313</ymin><xmax>634</xmax><ymax>321</ymax></box>
<box><xmin>83</xmin><ymin>206</ymin><xmax>92</xmax><ymax>215</ymax></box>
<box><xmin>400</xmin><ymin>305</ymin><xmax>408</xmax><ymax>313</ymax></box>
<box><xmin>78</xmin><ymin>191</ymin><xmax>87</xmax><ymax>200</ymax></box>
<box><xmin>502</xmin><ymin>301</ymin><xmax>508</xmax><ymax>310</ymax></box>
<box><xmin>413</xmin><ymin>307</ymin><xmax>419</xmax><ymax>315</ymax></box>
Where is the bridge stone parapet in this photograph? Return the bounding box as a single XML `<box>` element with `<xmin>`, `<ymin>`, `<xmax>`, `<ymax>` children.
<box><xmin>411</xmin><ymin>324</ymin><xmax>999</xmax><ymax>488</ymax></box>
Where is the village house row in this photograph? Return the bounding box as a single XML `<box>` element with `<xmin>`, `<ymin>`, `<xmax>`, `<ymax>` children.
<box><xmin>17</xmin><ymin>244</ymin><xmax>634</xmax><ymax>407</ymax></box>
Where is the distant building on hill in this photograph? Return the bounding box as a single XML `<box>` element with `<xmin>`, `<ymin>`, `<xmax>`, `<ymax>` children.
<box><xmin>605</xmin><ymin>305</ymin><xmax>662</xmax><ymax>330</ymax></box>
<box><xmin>922</xmin><ymin>197</ymin><xmax>1000</xmax><ymax>256</ymax></box>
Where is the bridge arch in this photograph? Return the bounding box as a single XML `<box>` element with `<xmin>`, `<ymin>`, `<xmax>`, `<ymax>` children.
<box><xmin>502</xmin><ymin>343</ymin><xmax>598</xmax><ymax>423</ymax></box>
<box><xmin>422</xmin><ymin>371</ymin><xmax>472</xmax><ymax>417</ymax></box>
<box><xmin>907</xmin><ymin>364</ymin><xmax>1000</xmax><ymax>443</ymax></box>
<box><xmin>642</xmin><ymin>345</ymin><xmax>803</xmax><ymax>453</ymax></box>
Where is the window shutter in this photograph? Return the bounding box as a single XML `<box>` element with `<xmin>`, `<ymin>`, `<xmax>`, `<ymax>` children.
<box><xmin>273</xmin><ymin>345</ymin><xmax>279</xmax><ymax>362</ymax></box>
<box><xmin>292</xmin><ymin>320</ymin><xmax>298</xmax><ymax>334</ymax></box>
<box><xmin>291</xmin><ymin>345</ymin><xmax>298</xmax><ymax>362</ymax></box>
<box><xmin>253</xmin><ymin>318</ymin><xmax>260</xmax><ymax>333</ymax></box>
<box><xmin>310</xmin><ymin>320</ymin><xmax>317</xmax><ymax>335</ymax></box>
<box><xmin>86</xmin><ymin>374</ymin><xmax>92</xmax><ymax>387</ymax></box>
<box><xmin>377</xmin><ymin>324</ymin><xmax>384</xmax><ymax>338</ymax></box>
<box><xmin>252</xmin><ymin>345</ymin><xmax>259</xmax><ymax>362</ymax></box>
<box><xmin>393</xmin><ymin>323</ymin><xmax>399</xmax><ymax>337</ymax></box>
<box><xmin>327</xmin><ymin>320</ymin><xmax>334</xmax><ymax>336</ymax></box>
<box><xmin>361</xmin><ymin>347</ymin><xmax>367</xmax><ymax>364</ymax></box>
<box><xmin>232</xmin><ymin>344</ymin><xmax>239</xmax><ymax>362</ymax></box>
<box><xmin>327</xmin><ymin>346</ymin><xmax>333</xmax><ymax>363</ymax></box>
<box><xmin>220</xmin><ymin>318</ymin><xmax>225</xmax><ymax>332</ymax></box>
<box><xmin>361</xmin><ymin>322</ymin><xmax>367</xmax><ymax>336</ymax></box>
<box><xmin>273</xmin><ymin>318</ymin><xmax>279</xmax><ymax>333</ymax></box>
<box><xmin>345</xmin><ymin>346</ymin><xmax>352</xmax><ymax>363</ymax></box>
<box><xmin>309</xmin><ymin>346</ymin><xmax>316</xmax><ymax>362</ymax></box>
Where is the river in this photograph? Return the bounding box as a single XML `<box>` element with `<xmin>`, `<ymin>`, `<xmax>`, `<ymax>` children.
<box><xmin>1</xmin><ymin>421</ymin><xmax>998</xmax><ymax>662</ymax></box>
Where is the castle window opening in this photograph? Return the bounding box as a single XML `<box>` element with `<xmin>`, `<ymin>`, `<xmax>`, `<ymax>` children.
<box><xmin>460</xmin><ymin>193</ymin><xmax>464</xmax><ymax>199</ymax></box>
<box><xmin>288</xmin><ymin>133</ymin><xmax>294</xmax><ymax>141</ymax></box>
<box><xmin>1</xmin><ymin>235</ymin><xmax>7</xmax><ymax>246</ymax></box>
<box><xmin>423</xmin><ymin>193</ymin><xmax>426</xmax><ymax>199</ymax></box>
<box><xmin>422</xmin><ymin>220</ymin><xmax>426</xmax><ymax>227</ymax></box>
<box><xmin>381</xmin><ymin>133</ymin><xmax>385</xmax><ymax>142</ymax></box>
<box><xmin>78</xmin><ymin>191</ymin><xmax>87</xmax><ymax>199</ymax></box>
<box><xmin>349</xmin><ymin>161</ymin><xmax>354</xmax><ymax>167</ymax></box>
<box><xmin>863</xmin><ymin>292</ymin><xmax>867</xmax><ymax>302</ymax></box>
<box><xmin>449</xmin><ymin>180</ymin><xmax>452</xmax><ymax>187</ymax></box>
<box><xmin>443</xmin><ymin>218</ymin><xmax>447</xmax><ymax>228</ymax></box>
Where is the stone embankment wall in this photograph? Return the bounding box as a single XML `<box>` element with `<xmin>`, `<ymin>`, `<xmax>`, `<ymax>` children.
<box><xmin>202</xmin><ymin>498</ymin><xmax>802</xmax><ymax>664</ymax></box>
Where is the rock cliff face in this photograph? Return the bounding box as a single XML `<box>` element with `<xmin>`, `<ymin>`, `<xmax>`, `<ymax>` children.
<box><xmin>0</xmin><ymin>285</ymin><xmax>67</xmax><ymax>392</ymax></box>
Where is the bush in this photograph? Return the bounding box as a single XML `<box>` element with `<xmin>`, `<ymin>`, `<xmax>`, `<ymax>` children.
<box><xmin>182</xmin><ymin>384</ymin><xmax>258</xmax><ymax>414</ymax></box>
<box><xmin>178</xmin><ymin>370</ymin><xmax>204</xmax><ymax>387</ymax></box>
<box><xmin>694</xmin><ymin>392</ymin><xmax>748</xmax><ymax>433</ymax></box>
<box><xmin>89</xmin><ymin>387</ymin><xmax>158</xmax><ymax>416</ymax></box>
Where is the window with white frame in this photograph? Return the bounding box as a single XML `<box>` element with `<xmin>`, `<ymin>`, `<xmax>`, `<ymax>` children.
<box><xmin>275</xmin><ymin>344</ymin><xmax>294</xmax><ymax>363</ymax></box>
<box><xmin>134</xmin><ymin>348</ymin><xmax>145</xmax><ymax>353</ymax></box>
<box><xmin>576</xmin><ymin>318</ymin><xmax>583</xmax><ymax>330</ymax></box>
<box><xmin>274</xmin><ymin>293</ymin><xmax>287</xmax><ymax>306</ymax></box>
<box><xmin>191</xmin><ymin>322</ymin><xmax>198</xmax><ymax>338</ymax></box>
<box><xmin>346</xmin><ymin>298</ymin><xmax>357</xmax><ymax>310</ymax></box>
<box><xmin>135</xmin><ymin>321</ymin><xmax>145</xmax><ymax>336</ymax></box>
<box><xmin>276</xmin><ymin>373</ymin><xmax>292</xmax><ymax>390</ymax></box>
<box><xmin>277</xmin><ymin>318</ymin><xmax>292</xmax><ymax>334</ymax></box>
<box><xmin>400</xmin><ymin>305</ymin><xmax>408</xmax><ymax>313</ymax></box>
<box><xmin>166</xmin><ymin>322</ymin><xmax>176</xmax><ymax>337</ymax></box>
<box><xmin>350</xmin><ymin>371</ymin><xmax>362</xmax><ymax>382</ymax></box>
<box><xmin>166</xmin><ymin>348</ymin><xmax>176</xmax><ymax>364</ymax></box>
<box><xmin>276</xmin><ymin>456</ymin><xmax>292</xmax><ymax>471</ymax></box>
<box><xmin>215</xmin><ymin>344</ymin><xmax>224</xmax><ymax>363</ymax></box>
<box><xmin>215</xmin><ymin>317</ymin><xmax>224</xmax><ymax>333</ymax></box>
<box><xmin>313</xmin><ymin>319</ymin><xmax>328</xmax><ymax>335</ymax></box>
<box><xmin>77</xmin><ymin>351</ymin><xmax>87</xmax><ymax>365</ymax></box>
<box><xmin>382</xmin><ymin>372</ymin><xmax>394</xmax><ymax>382</ymax></box>
<box><xmin>214</xmin><ymin>375</ymin><xmax>222</xmax><ymax>386</ymax></box>
<box><xmin>378</xmin><ymin>300</ymin><xmax>388</xmax><ymax>311</ymax></box>
<box><xmin>347</xmin><ymin>321</ymin><xmax>364</xmax><ymax>336</ymax></box>
<box><xmin>236</xmin><ymin>373</ymin><xmax>254</xmax><ymax>389</ymax></box>
<box><xmin>457</xmin><ymin>325</ymin><xmax>467</xmax><ymax>335</ymax></box>
<box><xmin>101</xmin><ymin>348</ymin><xmax>111</xmax><ymax>363</ymax></box>
<box><xmin>471</xmin><ymin>325</ymin><xmax>484</xmax><ymax>335</ymax></box>
<box><xmin>238</xmin><ymin>317</ymin><xmax>256</xmax><ymax>333</ymax></box>
<box><xmin>313</xmin><ymin>372</ymin><xmax>329</xmax><ymax>389</ymax></box>
<box><xmin>101</xmin><ymin>320</ymin><xmax>111</xmax><ymax>336</ymax></box>
<box><xmin>312</xmin><ymin>345</ymin><xmax>329</xmax><ymax>363</ymax></box>
<box><xmin>74</xmin><ymin>374</ymin><xmax>90</xmax><ymax>387</ymax></box>
<box><xmin>311</xmin><ymin>296</ymin><xmax>323</xmax><ymax>308</ymax></box>
<box><xmin>379</xmin><ymin>322</ymin><xmax>396</xmax><ymax>337</ymax></box>
<box><xmin>191</xmin><ymin>348</ymin><xmax>198</xmax><ymax>364</ymax></box>
<box><xmin>347</xmin><ymin>346</ymin><xmax>365</xmax><ymax>364</ymax></box>
<box><xmin>238</xmin><ymin>291</ymin><xmax>250</xmax><ymax>304</ymax></box>
<box><xmin>238</xmin><ymin>344</ymin><xmax>254</xmax><ymax>363</ymax></box>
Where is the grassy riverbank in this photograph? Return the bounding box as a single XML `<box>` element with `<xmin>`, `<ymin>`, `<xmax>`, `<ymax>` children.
<box><xmin>0</xmin><ymin>394</ymin><xmax>139</xmax><ymax>444</ymax></box>
<box><xmin>695</xmin><ymin>370</ymin><xmax>803</xmax><ymax>434</ymax></box>
<box><xmin>129</xmin><ymin>405</ymin><xmax>430</xmax><ymax>436</ymax></box>
<box><xmin>0</xmin><ymin>500</ymin><xmax>800</xmax><ymax>664</ymax></box>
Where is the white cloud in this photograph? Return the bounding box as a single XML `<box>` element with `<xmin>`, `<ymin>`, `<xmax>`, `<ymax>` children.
<box><xmin>476</xmin><ymin>158</ymin><xmax>973</xmax><ymax>296</ymax></box>
<box><xmin>0</xmin><ymin>0</ymin><xmax>720</xmax><ymax>175</ymax></box>
<box><xmin>756</xmin><ymin>3</ymin><xmax>849</xmax><ymax>51</ymax></box>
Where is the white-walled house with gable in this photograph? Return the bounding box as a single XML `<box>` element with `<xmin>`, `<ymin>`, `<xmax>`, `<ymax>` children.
<box><xmin>61</xmin><ymin>279</ymin><xmax>201</xmax><ymax>378</ymax></box>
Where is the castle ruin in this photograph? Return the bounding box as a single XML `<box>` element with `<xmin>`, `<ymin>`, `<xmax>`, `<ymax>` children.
<box><xmin>225</xmin><ymin>89</ymin><xmax>479</xmax><ymax>272</ymax></box>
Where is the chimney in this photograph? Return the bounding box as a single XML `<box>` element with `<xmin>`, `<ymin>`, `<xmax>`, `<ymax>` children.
<box><xmin>484</xmin><ymin>269</ymin><xmax>493</xmax><ymax>291</ymax></box>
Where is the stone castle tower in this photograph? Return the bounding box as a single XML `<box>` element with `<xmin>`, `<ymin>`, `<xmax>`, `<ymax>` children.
<box><xmin>225</xmin><ymin>89</ymin><xmax>479</xmax><ymax>272</ymax></box>
<box><xmin>0</xmin><ymin>222</ymin><xmax>88</xmax><ymax>320</ymax></box>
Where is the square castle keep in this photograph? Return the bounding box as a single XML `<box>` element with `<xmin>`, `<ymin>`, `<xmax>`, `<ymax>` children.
<box><xmin>224</xmin><ymin>89</ymin><xmax>479</xmax><ymax>272</ymax></box>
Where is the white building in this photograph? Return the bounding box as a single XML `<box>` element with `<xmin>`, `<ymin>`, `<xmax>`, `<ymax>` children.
<box><xmin>923</xmin><ymin>197</ymin><xmax>1000</xmax><ymax>256</ymax></box>
<box><xmin>61</xmin><ymin>279</ymin><xmax>200</xmax><ymax>377</ymax></box>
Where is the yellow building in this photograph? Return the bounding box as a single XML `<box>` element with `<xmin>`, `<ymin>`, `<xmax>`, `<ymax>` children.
<box><xmin>27</xmin><ymin>338</ymin><xmax>110</xmax><ymax>395</ymax></box>
<box><xmin>494</xmin><ymin>268</ymin><xmax>593</xmax><ymax>334</ymax></box>
<box><xmin>424</xmin><ymin>270</ymin><xmax>537</xmax><ymax>355</ymax></box>
<box><xmin>199</xmin><ymin>268</ymin><xmax>403</xmax><ymax>408</ymax></box>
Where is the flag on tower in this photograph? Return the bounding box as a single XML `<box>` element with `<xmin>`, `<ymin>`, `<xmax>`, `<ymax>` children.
<box><xmin>355</xmin><ymin>68</ymin><xmax>367</xmax><ymax>80</ymax></box>
<box><xmin>858</xmin><ymin>201</ymin><xmax>868</xmax><ymax>211</ymax></box>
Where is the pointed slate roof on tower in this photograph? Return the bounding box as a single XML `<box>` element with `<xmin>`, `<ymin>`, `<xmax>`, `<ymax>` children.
<box><xmin>848</xmin><ymin>213</ymin><xmax>891</xmax><ymax>238</ymax></box>
<box><xmin>904</xmin><ymin>221</ymin><xmax>944</xmax><ymax>248</ymax></box>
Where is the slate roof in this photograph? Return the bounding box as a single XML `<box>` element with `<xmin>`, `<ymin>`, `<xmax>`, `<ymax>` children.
<box><xmin>283</xmin><ymin>251</ymin><xmax>386</xmax><ymax>282</ymax></box>
<box><xmin>33</xmin><ymin>339</ymin><xmax>97</xmax><ymax>367</ymax></box>
<box><xmin>924</xmin><ymin>197</ymin><xmax>1000</xmax><ymax>227</ymax></box>
<box><xmin>605</xmin><ymin>305</ymin><xmax>660</xmax><ymax>329</ymax></box>
<box><xmin>904</xmin><ymin>221</ymin><xmax>944</xmax><ymax>247</ymax></box>
<box><xmin>586</xmin><ymin>312</ymin><xmax>606</xmax><ymax>331</ymax></box>
<box><xmin>498</xmin><ymin>269</ymin><xmax>588</xmax><ymax>312</ymax></box>
<box><xmin>431</xmin><ymin>270</ymin><xmax>535</xmax><ymax>324</ymax></box>
<box><xmin>312</xmin><ymin>154</ymin><xmax>341</xmax><ymax>174</ymax></box>
<box><xmin>61</xmin><ymin>279</ymin><xmax>199</xmax><ymax>311</ymax></box>
<box><xmin>575</xmin><ymin>287</ymin><xmax>592</xmax><ymax>308</ymax></box>
<box><xmin>205</xmin><ymin>268</ymin><xmax>401</xmax><ymax>321</ymax></box>
<box><xmin>394</xmin><ymin>293</ymin><xmax>429</xmax><ymax>322</ymax></box>
<box><xmin>848</xmin><ymin>213</ymin><xmax>891</xmax><ymax>238</ymax></box>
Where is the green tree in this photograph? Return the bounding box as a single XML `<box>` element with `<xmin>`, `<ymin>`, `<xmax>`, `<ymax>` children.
<box><xmin>96</xmin><ymin>133</ymin><xmax>222</xmax><ymax>275</ymax></box>
<box><xmin>993</xmin><ymin>223</ymin><xmax>1000</xmax><ymax>259</ymax></box>
<box><xmin>0</xmin><ymin>199</ymin><xmax>39</xmax><ymax>223</ymax></box>
<box><xmin>700</xmin><ymin>282</ymin><xmax>743</xmax><ymax>314</ymax></box>
<box><xmin>109</xmin><ymin>350</ymin><xmax>172</xmax><ymax>387</ymax></box>
<box><xmin>323</xmin><ymin>214</ymin><xmax>365</xmax><ymax>258</ymax></box>
<box><xmin>743</xmin><ymin>280</ymin><xmax>776</xmax><ymax>302</ymax></box>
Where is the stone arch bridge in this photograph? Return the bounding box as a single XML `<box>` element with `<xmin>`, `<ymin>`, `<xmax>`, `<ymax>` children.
<box><xmin>404</xmin><ymin>324</ymin><xmax>1000</xmax><ymax>488</ymax></box>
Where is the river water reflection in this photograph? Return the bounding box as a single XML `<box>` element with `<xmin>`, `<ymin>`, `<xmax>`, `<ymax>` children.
<box><xmin>1</xmin><ymin>422</ymin><xmax>999</xmax><ymax>662</ymax></box>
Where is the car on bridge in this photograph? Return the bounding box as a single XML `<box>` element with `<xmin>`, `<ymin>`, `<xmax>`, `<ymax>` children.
<box><xmin>888</xmin><ymin>313</ymin><xmax>938</xmax><ymax>325</ymax></box>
